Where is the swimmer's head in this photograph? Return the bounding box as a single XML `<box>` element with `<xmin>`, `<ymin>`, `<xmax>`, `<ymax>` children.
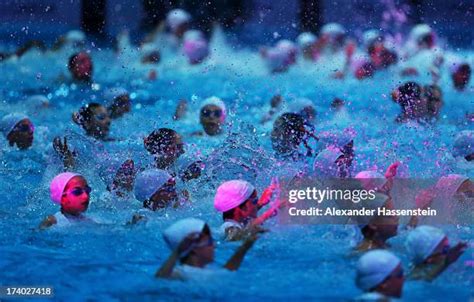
<box><xmin>68</xmin><ymin>52</ymin><xmax>93</xmax><ymax>82</ymax></box>
<box><xmin>410</xmin><ymin>24</ymin><xmax>436</xmax><ymax>50</ymax></box>
<box><xmin>356</xmin><ymin>250</ymin><xmax>404</xmax><ymax>298</ymax></box>
<box><xmin>0</xmin><ymin>113</ymin><xmax>34</xmax><ymax>150</ymax></box>
<box><xmin>331</xmin><ymin>98</ymin><xmax>345</xmax><ymax>111</ymax></box>
<box><xmin>392</xmin><ymin>82</ymin><xmax>422</xmax><ymax>105</ymax></box>
<box><xmin>144</xmin><ymin>128</ymin><xmax>184</xmax><ymax>168</ymax></box>
<box><xmin>72</xmin><ymin>103</ymin><xmax>111</xmax><ymax>140</ymax></box>
<box><xmin>200</xmin><ymin>97</ymin><xmax>226</xmax><ymax>136</ymax></box>
<box><xmin>134</xmin><ymin>169</ymin><xmax>176</xmax><ymax>210</ymax></box>
<box><xmin>287</xmin><ymin>98</ymin><xmax>316</xmax><ymax>124</ymax></box>
<box><xmin>166</xmin><ymin>9</ymin><xmax>191</xmax><ymax>38</ymax></box>
<box><xmin>271</xmin><ymin>113</ymin><xmax>306</xmax><ymax>155</ymax></box>
<box><xmin>104</xmin><ymin>87</ymin><xmax>131</xmax><ymax>119</ymax></box>
<box><xmin>50</xmin><ymin>172</ymin><xmax>91</xmax><ymax>215</ymax></box>
<box><xmin>355</xmin><ymin>171</ymin><xmax>386</xmax><ymax>191</ymax></box>
<box><xmin>297</xmin><ymin>32</ymin><xmax>317</xmax><ymax>59</ymax></box>
<box><xmin>320</xmin><ymin>23</ymin><xmax>346</xmax><ymax>50</ymax></box>
<box><xmin>141</xmin><ymin>44</ymin><xmax>161</xmax><ymax>64</ymax></box>
<box><xmin>435</xmin><ymin>174</ymin><xmax>471</xmax><ymax>202</ymax></box>
<box><xmin>215</xmin><ymin>180</ymin><xmax>258</xmax><ymax>224</ymax></box>
<box><xmin>163</xmin><ymin>218</ymin><xmax>214</xmax><ymax>266</ymax></box>
<box><xmin>452</xmin><ymin>130</ymin><xmax>474</xmax><ymax>161</ymax></box>
<box><xmin>451</xmin><ymin>63</ymin><xmax>471</xmax><ymax>91</ymax></box>
<box><xmin>183</xmin><ymin>30</ymin><xmax>209</xmax><ymax>64</ymax></box>
<box><xmin>276</xmin><ymin>39</ymin><xmax>298</xmax><ymax>65</ymax></box>
<box><xmin>405</xmin><ymin>226</ymin><xmax>447</xmax><ymax>265</ymax></box>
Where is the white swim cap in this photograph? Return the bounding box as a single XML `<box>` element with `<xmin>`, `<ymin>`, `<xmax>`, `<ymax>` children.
<box><xmin>65</xmin><ymin>30</ymin><xmax>86</xmax><ymax>44</ymax></box>
<box><xmin>0</xmin><ymin>113</ymin><xmax>29</xmax><ymax>137</ymax></box>
<box><xmin>356</xmin><ymin>250</ymin><xmax>401</xmax><ymax>291</ymax></box>
<box><xmin>321</xmin><ymin>23</ymin><xmax>346</xmax><ymax>37</ymax></box>
<box><xmin>297</xmin><ymin>32</ymin><xmax>317</xmax><ymax>48</ymax></box>
<box><xmin>214</xmin><ymin>180</ymin><xmax>255</xmax><ymax>212</ymax></box>
<box><xmin>166</xmin><ymin>9</ymin><xmax>191</xmax><ymax>31</ymax></box>
<box><xmin>313</xmin><ymin>146</ymin><xmax>343</xmax><ymax>177</ymax></box>
<box><xmin>163</xmin><ymin>218</ymin><xmax>207</xmax><ymax>255</ymax></box>
<box><xmin>276</xmin><ymin>39</ymin><xmax>297</xmax><ymax>54</ymax></box>
<box><xmin>405</xmin><ymin>225</ymin><xmax>446</xmax><ymax>264</ymax></box>
<box><xmin>134</xmin><ymin>169</ymin><xmax>172</xmax><ymax>202</ymax></box>
<box><xmin>202</xmin><ymin>96</ymin><xmax>227</xmax><ymax>122</ymax></box>
<box><xmin>409</xmin><ymin>24</ymin><xmax>434</xmax><ymax>42</ymax></box>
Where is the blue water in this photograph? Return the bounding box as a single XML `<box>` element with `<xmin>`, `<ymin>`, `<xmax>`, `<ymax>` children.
<box><xmin>0</xmin><ymin>28</ymin><xmax>473</xmax><ymax>301</ymax></box>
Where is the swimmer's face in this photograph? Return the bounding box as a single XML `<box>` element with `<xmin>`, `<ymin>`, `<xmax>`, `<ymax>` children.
<box><xmin>7</xmin><ymin>119</ymin><xmax>34</xmax><ymax>150</ymax></box>
<box><xmin>144</xmin><ymin>178</ymin><xmax>177</xmax><ymax>211</ymax></box>
<box><xmin>61</xmin><ymin>176</ymin><xmax>90</xmax><ymax>215</ymax></box>
<box><xmin>376</xmin><ymin>263</ymin><xmax>404</xmax><ymax>298</ymax></box>
<box><xmin>87</xmin><ymin>106</ymin><xmax>111</xmax><ymax>138</ymax></box>
<box><xmin>452</xmin><ymin>65</ymin><xmax>471</xmax><ymax>91</ymax></box>
<box><xmin>192</xmin><ymin>231</ymin><xmax>215</xmax><ymax>265</ymax></box>
<box><xmin>454</xmin><ymin>180</ymin><xmax>474</xmax><ymax>202</ymax></box>
<box><xmin>232</xmin><ymin>190</ymin><xmax>259</xmax><ymax>223</ymax></box>
<box><xmin>200</xmin><ymin>104</ymin><xmax>224</xmax><ymax>136</ymax></box>
<box><xmin>69</xmin><ymin>52</ymin><xmax>92</xmax><ymax>82</ymax></box>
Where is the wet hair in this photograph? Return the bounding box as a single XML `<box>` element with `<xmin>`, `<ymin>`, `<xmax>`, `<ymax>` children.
<box><xmin>144</xmin><ymin>128</ymin><xmax>180</xmax><ymax>155</ymax></box>
<box><xmin>73</xmin><ymin>103</ymin><xmax>103</xmax><ymax>126</ymax></box>
<box><xmin>397</xmin><ymin>82</ymin><xmax>422</xmax><ymax>105</ymax></box>
<box><xmin>271</xmin><ymin>113</ymin><xmax>305</xmax><ymax>154</ymax></box>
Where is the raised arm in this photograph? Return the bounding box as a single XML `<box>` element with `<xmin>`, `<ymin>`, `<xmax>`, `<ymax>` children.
<box><xmin>223</xmin><ymin>233</ymin><xmax>258</xmax><ymax>271</ymax></box>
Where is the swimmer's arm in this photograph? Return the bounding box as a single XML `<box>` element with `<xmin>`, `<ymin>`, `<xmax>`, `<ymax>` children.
<box><xmin>155</xmin><ymin>249</ymin><xmax>180</xmax><ymax>279</ymax></box>
<box><xmin>39</xmin><ymin>215</ymin><xmax>57</xmax><ymax>230</ymax></box>
<box><xmin>223</xmin><ymin>233</ymin><xmax>258</xmax><ymax>271</ymax></box>
<box><xmin>424</xmin><ymin>242</ymin><xmax>468</xmax><ymax>281</ymax></box>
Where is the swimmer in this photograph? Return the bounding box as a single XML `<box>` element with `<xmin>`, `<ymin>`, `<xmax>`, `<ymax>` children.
<box><xmin>313</xmin><ymin>144</ymin><xmax>354</xmax><ymax>178</ymax></box>
<box><xmin>134</xmin><ymin>168</ymin><xmax>181</xmax><ymax>211</ymax></box>
<box><xmin>182</xmin><ymin>30</ymin><xmax>209</xmax><ymax>65</ymax></box>
<box><xmin>355</xmin><ymin>193</ymin><xmax>399</xmax><ymax>251</ymax></box>
<box><xmin>355</xmin><ymin>162</ymin><xmax>401</xmax><ymax>195</ymax></box>
<box><xmin>166</xmin><ymin>9</ymin><xmax>191</xmax><ymax>39</ymax></box>
<box><xmin>144</xmin><ymin>128</ymin><xmax>185</xmax><ymax>169</ymax></box>
<box><xmin>72</xmin><ymin>103</ymin><xmax>112</xmax><ymax>140</ymax></box>
<box><xmin>391</xmin><ymin>81</ymin><xmax>427</xmax><ymax>122</ymax></box>
<box><xmin>271</xmin><ymin>113</ymin><xmax>318</xmax><ymax>158</ymax></box>
<box><xmin>141</xmin><ymin>45</ymin><xmax>161</xmax><ymax>64</ymax></box>
<box><xmin>68</xmin><ymin>51</ymin><xmax>93</xmax><ymax>82</ymax></box>
<box><xmin>286</xmin><ymin>98</ymin><xmax>316</xmax><ymax>125</ymax></box>
<box><xmin>0</xmin><ymin>113</ymin><xmax>34</xmax><ymax>150</ymax></box>
<box><xmin>451</xmin><ymin>62</ymin><xmax>471</xmax><ymax>91</ymax></box>
<box><xmin>52</xmin><ymin>136</ymin><xmax>77</xmax><ymax>169</ymax></box>
<box><xmin>318</xmin><ymin>23</ymin><xmax>347</xmax><ymax>53</ymax></box>
<box><xmin>408</xmin><ymin>174</ymin><xmax>472</xmax><ymax>228</ymax></box>
<box><xmin>39</xmin><ymin>172</ymin><xmax>92</xmax><ymax>229</ymax></box>
<box><xmin>104</xmin><ymin>87</ymin><xmax>131</xmax><ymax>119</ymax></box>
<box><xmin>406</xmin><ymin>226</ymin><xmax>468</xmax><ymax>281</ymax></box>
<box><xmin>408</xmin><ymin>24</ymin><xmax>436</xmax><ymax>53</ymax></box>
<box><xmin>355</xmin><ymin>250</ymin><xmax>404</xmax><ymax>299</ymax></box>
<box><xmin>198</xmin><ymin>96</ymin><xmax>226</xmax><ymax>136</ymax></box>
<box><xmin>296</xmin><ymin>32</ymin><xmax>317</xmax><ymax>60</ymax></box>
<box><xmin>155</xmin><ymin>218</ymin><xmax>259</xmax><ymax>279</ymax></box>
<box><xmin>260</xmin><ymin>39</ymin><xmax>297</xmax><ymax>73</ymax></box>
<box><xmin>214</xmin><ymin>179</ymin><xmax>282</xmax><ymax>241</ymax></box>
<box><xmin>363</xmin><ymin>30</ymin><xmax>397</xmax><ymax>70</ymax></box>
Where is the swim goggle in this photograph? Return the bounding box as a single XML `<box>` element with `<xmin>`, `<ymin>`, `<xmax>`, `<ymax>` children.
<box><xmin>63</xmin><ymin>185</ymin><xmax>92</xmax><ymax>197</ymax></box>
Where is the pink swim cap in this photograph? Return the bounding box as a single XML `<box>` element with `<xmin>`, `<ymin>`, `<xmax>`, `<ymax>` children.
<box><xmin>214</xmin><ymin>180</ymin><xmax>255</xmax><ymax>212</ymax></box>
<box><xmin>50</xmin><ymin>172</ymin><xmax>80</xmax><ymax>204</ymax></box>
<box><xmin>355</xmin><ymin>171</ymin><xmax>386</xmax><ymax>191</ymax></box>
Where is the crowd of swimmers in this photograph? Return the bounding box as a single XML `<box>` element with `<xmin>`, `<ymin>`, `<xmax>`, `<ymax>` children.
<box><xmin>1</xmin><ymin>8</ymin><xmax>473</xmax><ymax>301</ymax></box>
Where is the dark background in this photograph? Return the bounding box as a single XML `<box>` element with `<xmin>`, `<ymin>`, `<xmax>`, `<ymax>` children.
<box><xmin>0</xmin><ymin>0</ymin><xmax>473</xmax><ymax>48</ymax></box>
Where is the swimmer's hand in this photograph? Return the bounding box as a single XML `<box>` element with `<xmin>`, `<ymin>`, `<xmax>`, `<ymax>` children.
<box><xmin>155</xmin><ymin>234</ymin><xmax>199</xmax><ymax>278</ymax></box>
<box><xmin>53</xmin><ymin>136</ymin><xmax>77</xmax><ymax>170</ymax></box>
<box><xmin>39</xmin><ymin>215</ymin><xmax>57</xmax><ymax>230</ymax></box>
<box><xmin>257</xmin><ymin>177</ymin><xmax>280</xmax><ymax>208</ymax></box>
<box><xmin>224</xmin><ymin>230</ymin><xmax>259</xmax><ymax>271</ymax></box>
<box><xmin>446</xmin><ymin>242</ymin><xmax>468</xmax><ymax>264</ymax></box>
<box><xmin>173</xmin><ymin>100</ymin><xmax>187</xmax><ymax>120</ymax></box>
<box><xmin>384</xmin><ymin>162</ymin><xmax>400</xmax><ymax>179</ymax></box>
